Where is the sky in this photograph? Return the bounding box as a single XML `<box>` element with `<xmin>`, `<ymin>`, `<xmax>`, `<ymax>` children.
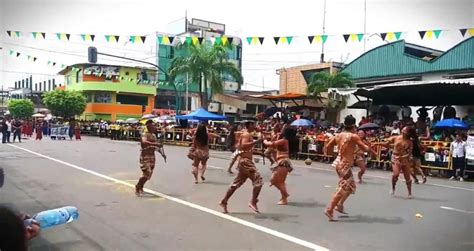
<box><xmin>0</xmin><ymin>0</ymin><xmax>473</xmax><ymax>91</ymax></box>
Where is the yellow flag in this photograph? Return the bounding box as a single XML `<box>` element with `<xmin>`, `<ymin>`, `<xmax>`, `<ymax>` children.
<box><xmin>387</xmin><ymin>32</ymin><xmax>394</xmax><ymax>41</ymax></box>
<box><xmin>315</xmin><ymin>35</ymin><xmax>322</xmax><ymax>43</ymax></box>
<box><xmin>221</xmin><ymin>36</ymin><xmax>228</xmax><ymax>45</ymax></box>
<box><xmin>192</xmin><ymin>36</ymin><xmax>199</xmax><ymax>45</ymax></box>
<box><xmin>425</xmin><ymin>30</ymin><xmax>434</xmax><ymax>39</ymax></box>
<box><xmin>162</xmin><ymin>36</ymin><xmax>170</xmax><ymax>45</ymax></box>
<box><xmin>280</xmin><ymin>37</ymin><xmax>287</xmax><ymax>44</ymax></box>
<box><xmin>252</xmin><ymin>37</ymin><xmax>258</xmax><ymax>45</ymax></box>
<box><xmin>350</xmin><ymin>34</ymin><xmax>357</xmax><ymax>42</ymax></box>
<box><xmin>468</xmin><ymin>28</ymin><xmax>474</xmax><ymax>36</ymax></box>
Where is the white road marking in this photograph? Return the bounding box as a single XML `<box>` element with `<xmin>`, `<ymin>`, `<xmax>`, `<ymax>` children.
<box><xmin>8</xmin><ymin>144</ymin><xmax>328</xmax><ymax>251</ymax></box>
<box><xmin>440</xmin><ymin>206</ymin><xmax>474</xmax><ymax>214</ymax></box>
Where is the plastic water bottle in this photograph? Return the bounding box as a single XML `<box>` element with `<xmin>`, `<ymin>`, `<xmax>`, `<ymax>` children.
<box><xmin>33</xmin><ymin>206</ymin><xmax>79</xmax><ymax>229</ymax></box>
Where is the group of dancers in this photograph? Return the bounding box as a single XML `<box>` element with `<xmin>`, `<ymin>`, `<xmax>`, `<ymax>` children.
<box><xmin>135</xmin><ymin>115</ymin><xmax>427</xmax><ymax>221</ymax></box>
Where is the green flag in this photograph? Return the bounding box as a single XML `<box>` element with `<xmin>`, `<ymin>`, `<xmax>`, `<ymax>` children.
<box><xmin>246</xmin><ymin>37</ymin><xmax>253</xmax><ymax>45</ymax></box>
<box><xmin>321</xmin><ymin>35</ymin><xmax>328</xmax><ymax>43</ymax></box>
<box><xmin>434</xmin><ymin>30</ymin><xmax>442</xmax><ymax>39</ymax></box>
<box><xmin>357</xmin><ymin>34</ymin><xmax>364</xmax><ymax>42</ymax></box>
<box><xmin>394</xmin><ymin>32</ymin><xmax>402</xmax><ymax>40</ymax></box>
<box><xmin>286</xmin><ymin>36</ymin><xmax>293</xmax><ymax>44</ymax></box>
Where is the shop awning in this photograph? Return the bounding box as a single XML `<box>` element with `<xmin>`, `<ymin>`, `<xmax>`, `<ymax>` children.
<box><xmin>337</xmin><ymin>78</ymin><xmax>474</xmax><ymax>106</ymax></box>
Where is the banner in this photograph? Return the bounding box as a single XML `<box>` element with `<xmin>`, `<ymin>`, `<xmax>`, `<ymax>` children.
<box><xmin>466</xmin><ymin>136</ymin><xmax>474</xmax><ymax>160</ymax></box>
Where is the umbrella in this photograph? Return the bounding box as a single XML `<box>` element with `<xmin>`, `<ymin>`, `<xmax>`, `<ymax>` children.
<box><xmin>32</xmin><ymin>113</ymin><xmax>45</xmax><ymax>118</ymax></box>
<box><xmin>116</xmin><ymin>119</ymin><xmax>125</xmax><ymax>123</ymax></box>
<box><xmin>125</xmin><ymin>118</ymin><xmax>139</xmax><ymax>123</ymax></box>
<box><xmin>290</xmin><ymin>119</ymin><xmax>314</xmax><ymax>127</ymax></box>
<box><xmin>359</xmin><ymin>123</ymin><xmax>380</xmax><ymax>130</ymax></box>
<box><xmin>435</xmin><ymin>119</ymin><xmax>468</xmax><ymax>129</ymax></box>
<box><xmin>176</xmin><ymin>108</ymin><xmax>226</xmax><ymax>121</ymax></box>
<box><xmin>141</xmin><ymin>114</ymin><xmax>157</xmax><ymax>119</ymax></box>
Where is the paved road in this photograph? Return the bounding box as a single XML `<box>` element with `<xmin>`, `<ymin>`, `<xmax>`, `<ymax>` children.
<box><xmin>1</xmin><ymin>136</ymin><xmax>473</xmax><ymax>251</ymax></box>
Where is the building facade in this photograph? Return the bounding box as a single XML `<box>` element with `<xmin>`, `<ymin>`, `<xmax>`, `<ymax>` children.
<box><xmin>156</xmin><ymin>18</ymin><xmax>243</xmax><ymax>113</ymax></box>
<box><xmin>59</xmin><ymin>64</ymin><xmax>157</xmax><ymax>121</ymax></box>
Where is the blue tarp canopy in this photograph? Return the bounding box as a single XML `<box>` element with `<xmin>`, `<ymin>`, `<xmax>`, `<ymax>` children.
<box><xmin>176</xmin><ymin>108</ymin><xmax>227</xmax><ymax>121</ymax></box>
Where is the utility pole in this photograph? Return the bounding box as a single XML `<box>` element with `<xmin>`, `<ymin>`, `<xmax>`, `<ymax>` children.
<box><xmin>321</xmin><ymin>0</ymin><xmax>327</xmax><ymax>63</ymax></box>
<box><xmin>363</xmin><ymin>0</ymin><xmax>367</xmax><ymax>52</ymax></box>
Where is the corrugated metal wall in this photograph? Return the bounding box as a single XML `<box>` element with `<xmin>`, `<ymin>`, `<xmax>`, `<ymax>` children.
<box><xmin>342</xmin><ymin>37</ymin><xmax>474</xmax><ymax>79</ymax></box>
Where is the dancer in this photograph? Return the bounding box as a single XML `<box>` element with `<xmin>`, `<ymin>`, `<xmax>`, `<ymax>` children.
<box><xmin>226</xmin><ymin>124</ymin><xmax>244</xmax><ymax>174</ymax></box>
<box><xmin>324</xmin><ymin>115</ymin><xmax>376</xmax><ymax>221</ymax></box>
<box><xmin>188</xmin><ymin>124</ymin><xmax>218</xmax><ymax>184</ymax></box>
<box><xmin>263</xmin><ymin>121</ymin><xmax>282</xmax><ymax>166</ymax></box>
<box><xmin>379</xmin><ymin>126</ymin><xmax>414</xmax><ymax>198</ymax></box>
<box><xmin>263</xmin><ymin>126</ymin><xmax>296</xmax><ymax>205</ymax></box>
<box><xmin>408</xmin><ymin>127</ymin><xmax>427</xmax><ymax>184</ymax></box>
<box><xmin>354</xmin><ymin>130</ymin><xmax>370</xmax><ymax>183</ymax></box>
<box><xmin>220</xmin><ymin>120</ymin><xmax>264</xmax><ymax>214</ymax></box>
<box><xmin>135</xmin><ymin>120</ymin><xmax>166</xmax><ymax>196</ymax></box>
<box><xmin>35</xmin><ymin>120</ymin><xmax>43</xmax><ymax>141</ymax></box>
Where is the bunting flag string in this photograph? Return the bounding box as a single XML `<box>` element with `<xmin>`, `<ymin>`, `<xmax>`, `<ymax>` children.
<box><xmin>32</xmin><ymin>32</ymin><xmax>46</xmax><ymax>39</ymax></box>
<box><xmin>418</xmin><ymin>30</ymin><xmax>442</xmax><ymax>40</ymax></box>
<box><xmin>80</xmin><ymin>34</ymin><xmax>95</xmax><ymax>42</ymax></box>
<box><xmin>6</xmin><ymin>30</ymin><xmax>22</xmax><ymax>38</ymax></box>
<box><xmin>8</xmin><ymin>49</ymin><xmax>63</xmax><ymax>68</ymax></box>
<box><xmin>459</xmin><ymin>28</ymin><xmax>474</xmax><ymax>37</ymax></box>
<box><xmin>129</xmin><ymin>35</ymin><xmax>146</xmax><ymax>43</ymax></box>
<box><xmin>105</xmin><ymin>35</ymin><xmax>120</xmax><ymax>43</ymax></box>
<box><xmin>380</xmin><ymin>32</ymin><xmax>403</xmax><ymax>41</ymax></box>
<box><xmin>56</xmin><ymin>33</ymin><xmax>71</xmax><ymax>41</ymax></box>
<box><xmin>308</xmin><ymin>35</ymin><xmax>328</xmax><ymax>44</ymax></box>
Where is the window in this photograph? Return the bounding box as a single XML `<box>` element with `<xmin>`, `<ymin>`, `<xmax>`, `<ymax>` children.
<box><xmin>84</xmin><ymin>93</ymin><xmax>93</xmax><ymax>103</ymax></box>
<box><xmin>94</xmin><ymin>93</ymin><xmax>112</xmax><ymax>103</ymax></box>
<box><xmin>76</xmin><ymin>70</ymin><xmax>83</xmax><ymax>83</ymax></box>
<box><xmin>66</xmin><ymin>75</ymin><xmax>71</xmax><ymax>85</ymax></box>
<box><xmin>116</xmin><ymin>94</ymin><xmax>147</xmax><ymax>106</ymax></box>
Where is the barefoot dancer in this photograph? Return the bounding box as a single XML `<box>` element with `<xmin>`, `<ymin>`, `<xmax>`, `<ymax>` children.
<box><xmin>135</xmin><ymin>120</ymin><xmax>166</xmax><ymax>196</ymax></box>
<box><xmin>354</xmin><ymin>130</ymin><xmax>370</xmax><ymax>183</ymax></box>
<box><xmin>408</xmin><ymin>127</ymin><xmax>427</xmax><ymax>184</ymax></box>
<box><xmin>324</xmin><ymin>116</ymin><xmax>376</xmax><ymax>221</ymax></box>
<box><xmin>189</xmin><ymin>124</ymin><xmax>219</xmax><ymax>184</ymax></box>
<box><xmin>220</xmin><ymin>120</ymin><xmax>264</xmax><ymax>214</ymax></box>
<box><xmin>226</xmin><ymin>124</ymin><xmax>244</xmax><ymax>174</ymax></box>
<box><xmin>380</xmin><ymin>126</ymin><xmax>414</xmax><ymax>198</ymax></box>
<box><xmin>263</xmin><ymin>126</ymin><xmax>296</xmax><ymax>205</ymax></box>
<box><xmin>263</xmin><ymin>122</ymin><xmax>282</xmax><ymax>166</ymax></box>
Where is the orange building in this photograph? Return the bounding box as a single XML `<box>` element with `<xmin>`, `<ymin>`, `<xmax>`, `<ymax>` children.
<box><xmin>59</xmin><ymin>63</ymin><xmax>157</xmax><ymax>121</ymax></box>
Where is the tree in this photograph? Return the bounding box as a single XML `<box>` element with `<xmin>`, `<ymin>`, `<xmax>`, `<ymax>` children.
<box><xmin>307</xmin><ymin>72</ymin><xmax>354</xmax><ymax>109</ymax></box>
<box><xmin>7</xmin><ymin>99</ymin><xmax>34</xmax><ymax>119</ymax></box>
<box><xmin>169</xmin><ymin>44</ymin><xmax>243</xmax><ymax>108</ymax></box>
<box><xmin>43</xmin><ymin>90</ymin><xmax>86</xmax><ymax>119</ymax></box>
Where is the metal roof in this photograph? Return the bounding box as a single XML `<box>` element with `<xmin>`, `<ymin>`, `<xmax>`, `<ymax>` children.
<box><xmin>342</xmin><ymin>37</ymin><xmax>474</xmax><ymax>80</ymax></box>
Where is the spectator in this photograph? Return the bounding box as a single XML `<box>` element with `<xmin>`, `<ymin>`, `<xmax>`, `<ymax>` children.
<box><xmin>0</xmin><ymin>206</ymin><xmax>41</xmax><ymax>251</ymax></box>
<box><xmin>401</xmin><ymin>106</ymin><xmax>412</xmax><ymax>119</ymax></box>
<box><xmin>433</xmin><ymin>106</ymin><xmax>443</xmax><ymax>122</ymax></box>
<box><xmin>443</xmin><ymin>105</ymin><xmax>456</xmax><ymax>119</ymax></box>
<box><xmin>449</xmin><ymin>134</ymin><xmax>466</xmax><ymax>181</ymax></box>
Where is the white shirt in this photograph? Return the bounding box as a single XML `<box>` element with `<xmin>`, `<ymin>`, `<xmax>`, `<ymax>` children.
<box><xmin>450</xmin><ymin>140</ymin><xmax>466</xmax><ymax>158</ymax></box>
<box><xmin>6</xmin><ymin>121</ymin><xmax>12</xmax><ymax>132</ymax></box>
<box><xmin>391</xmin><ymin>128</ymin><xmax>400</xmax><ymax>135</ymax></box>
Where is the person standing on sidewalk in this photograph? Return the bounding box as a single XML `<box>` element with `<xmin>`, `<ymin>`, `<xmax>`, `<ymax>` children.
<box><xmin>449</xmin><ymin>134</ymin><xmax>467</xmax><ymax>181</ymax></box>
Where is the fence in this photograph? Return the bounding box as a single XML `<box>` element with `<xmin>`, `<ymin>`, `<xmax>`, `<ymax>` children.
<box><xmin>81</xmin><ymin>127</ymin><xmax>454</xmax><ymax>172</ymax></box>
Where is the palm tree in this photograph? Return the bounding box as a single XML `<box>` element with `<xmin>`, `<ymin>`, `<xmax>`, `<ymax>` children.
<box><xmin>307</xmin><ymin>71</ymin><xmax>354</xmax><ymax>109</ymax></box>
<box><xmin>169</xmin><ymin>43</ymin><xmax>243</xmax><ymax>109</ymax></box>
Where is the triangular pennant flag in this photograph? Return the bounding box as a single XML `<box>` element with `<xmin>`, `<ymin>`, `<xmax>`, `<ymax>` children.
<box><xmin>105</xmin><ymin>35</ymin><xmax>111</xmax><ymax>42</ymax></box>
<box><xmin>9</xmin><ymin>50</ymin><xmax>14</xmax><ymax>56</ymax></box>
<box><xmin>434</xmin><ymin>30</ymin><xmax>442</xmax><ymax>39</ymax></box>
<box><xmin>395</xmin><ymin>32</ymin><xmax>402</xmax><ymax>40</ymax></box>
<box><xmin>315</xmin><ymin>35</ymin><xmax>322</xmax><ymax>43</ymax></box>
<box><xmin>16</xmin><ymin>52</ymin><xmax>21</xmax><ymax>57</ymax></box>
<box><xmin>286</xmin><ymin>36</ymin><xmax>293</xmax><ymax>44</ymax></box>
<box><xmin>56</xmin><ymin>33</ymin><xmax>62</xmax><ymax>40</ymax></box>
<box><xmin>129</xmin><ymin>36</ymin><xmax>135</xmax><ymax>43</ymax></box>
<box><xmin>246</xmin><ymin>37</ymin><xmax>253</xmax><ymax>45</ymax></box>
<box><xmin>460</xmin><ymin>28</ymin><xmax>467</xmax><ymax>37</ymax></box>
<box><xmin>114</xmin><ymin>36</ymin><xmax>120</xmax><ymax>42</ymax></box>
<box><xmin>90</xmin><ymin>35</ymin><xmax>95</xmax><ymax>42</ymax></box>
<box><xmin>228</xmin><ymin>37</ymin><xmax>234</xmax><ymax>45</ymax></box>
<box><xmin>387</xmin><ymin>32</ymin><xmax>394</xmax><ymax>41</ymax></box>
<box><xmin>65</xmin><ymin>34</ymin><xmax>71</xmax><ymax>40</ymax></box>
<box><xmin>258</xmin><ymin>37</ymin><xmax>264</xmax><ymax>44</ymax></box>
<box><xmin>192</xmin><ymin>36</ymin><xmax>199</xmax><ymax>45</ymax></box>
<box><xmin>418</xmin><ymin>31</ymin><xmax>426</xmax><ymax>39</ymax></box>
<box><xmin>47</xmin><ymin>61</ymin><xmax>51</xmax><ymax>65</ymax></box>
<box><xmin>380</xmin><ymin>33</ymin><xmax>387</xmax><ymax>41</ymax></box>
<box><xmin>33</xmin><ymin>57</ymin><xmax>37</xmax><ymax>62</ymax></box>
<box><xmin>209</xmin><ymin>37</ymin><xmax>216</xmax><ymax>45</ymax></box>
<box><xmin>425</xmin><ymin>30</ymin><xmax>434</xmax><ymax>39</ymax></box>
<box><xmin>169</xmin><ymin>36</ymin><xmax>175</xmax><ymax>44</ymax></box>
<box><xmin>343</xmin><ymin>34</ymin><xmax>350</xmax><ymax>42</ymax></box>
<box><xmin>252</xmin><ymin>37</ymin><xmax>258</xmax><ymax>45</ymax></box>
<box><xmin>280</xmin><ymin>37</ymin><xmax>287</xmax><ymax>44</ymax></box>
<box><xmin>221</xmin><ymin>36</ymin><xmax>228</xmax><ymax>45</ymax></box>
<box><xmin>140</xmin><ymin>36</ymin><xmax>146</xmax><ymax>43</ymax></box>
<box><xmin>350</xmin><ymin>34</ymin><xmax>357</xmax><ymax>42</ymax></box>
<box><xmin>321</xmin><ymin>35</ymin><xmax>328</xmax><ymax>43</ymax></box>
<box><xmin>179</xmin><ymin>36</ymin><xmax>186</xmax><ymax>44</ymax></box>
<box><xmin>61</xmin><ymin>64</ymin><xmax>65</xmax><ymax>68</ymax></box>
<box><xmin>197</xmin><ymin>37</ymin><xmax>204</xmax><ymax>44</ymax></box>
<box><xmin>308</xmin><ymin>36</ymin><xmax>315</xmax><ymax>44</ymax></box>
<box><xmin>357</xmin><ymin>34</ymin><xmax>364</xmax><ymax>42</ymax></box>
<box><xmin>162</xmin><ymin>36</ymin><xmax>170</xmax><ymax>45</ymax></box>
<box><xmin>53</xmin><ymin>62</ymin><xmax>56</xmax><ymax>66</ymax></box>
<box><xmin>215</xmin><ymin>36</ymin><xmax>222</xmax><ymax>45</ymax></box>
<box><xmin>274</xmin><ymin>37</ymin><xmax>280</xmax><ymax>44</ymax></box>
<box><xmin>81</xmin><ymin>34</ymin><xmax>86</xmax><ymax>41</ymax></box>
<box><xmin>6</xmin><ymin>31</ymin><xmax>11</xmax><ymax>37</ymax></box>
<box><xmin>157</xmin><ymin>36</ymin><xmax>163</xmax><ymax>44</ymax></box>
<box><xmin>27</xmin><ymin>55</ymin><xmax>31</xmax><ymax>61</ymax></box>
<box><xmin>15</xmin><ymin>31</ymin><xmax>21</xmax><ymax>37</ymax></box>
<box><xmin>468</xmin><ymin>28</ymin><xmax>474</xmax><ymax>36</ymax></box>
<box><xmin>186</xmin><ymin>36</ymin><xmax>192</xmax><ymax>45</ymax></box>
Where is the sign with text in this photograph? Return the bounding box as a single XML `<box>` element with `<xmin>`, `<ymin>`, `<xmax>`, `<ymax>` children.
<box><xmin>466</xmin><ymin>136</ymin><xmax>474</xmax><ymax>160</ymax></box>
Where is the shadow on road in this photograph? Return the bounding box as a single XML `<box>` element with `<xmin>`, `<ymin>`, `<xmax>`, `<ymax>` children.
<box><xmin>230</xmin><ymin>212</ymin><xmax>298</xmax><ymax>222</ymax></box>
<box><xmin>286</xmin><ymin>201</ymin><xmax>325</xmax><ymax>208</ymax></box>
<box><xmin>201</xmin><ymin>181</ymin><xmax>230</xmax><ymax>186</ymax></box>
<box><xmin>337</xmin><ymin>214</ymin><xmax>404</xmax><ymax>224</ymax></box>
